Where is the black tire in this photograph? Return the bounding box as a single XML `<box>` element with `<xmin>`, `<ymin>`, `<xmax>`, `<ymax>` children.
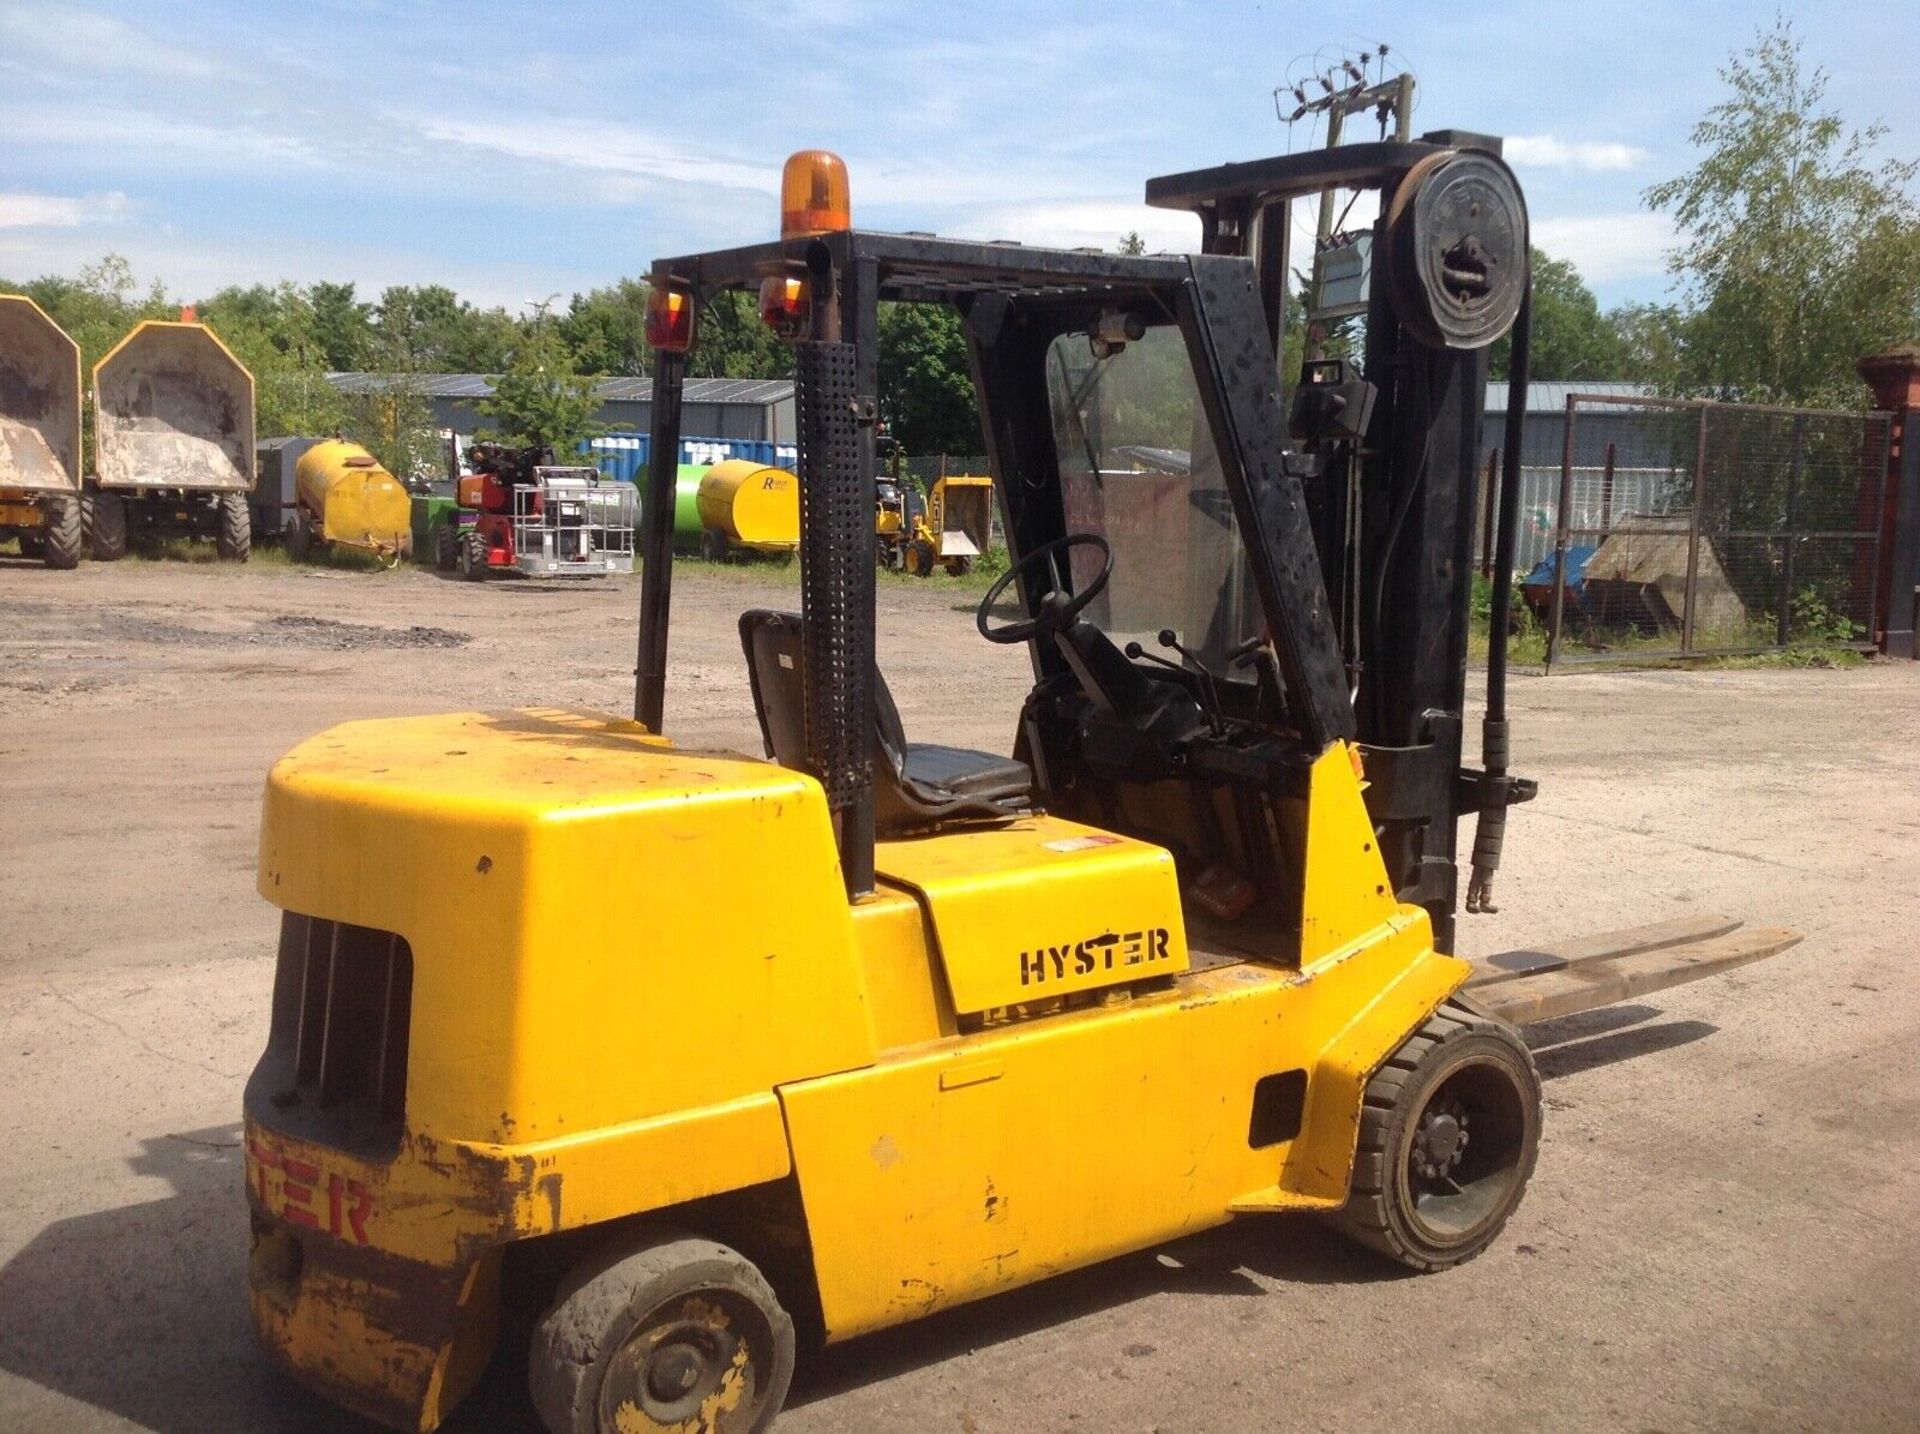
<box><xmin>904</xmin><ymin>538</ymin><xmax>936</xmax><ymax>578</ymax></box>
<box><xmin>41</xmin><ymin>498</ymin><xmax>82</xmax><ymax>570</ymax></box>
<box><xmin>529</xmin><ymin>1230</ymin><xmax>794</xmax><ymax>1434</ymax></box>
<box><xmin>435</xmin><ymin>521</ymin><xmax>458</xmax><ymax>572</ymax></box>
<box><xmin>285</xmin><ymin>510</ymin><xmax>314</xmax><ymax>562</ymax></box>
<box><xmin>215</xmin><ymin>492</ymin><xmax>251</xmax><ymax>561</ymax></box>
<box><xmin>943</xmin><ymin>555</ymin><xmax>973</xmax><ymax>578</ymax></box>
<box><xmin>877</xmin><ymin>537</ymin><xmax>901</xmax><ymax>571</ymax></box>
<box><xmin>458</xmin><ymin>527</ymin><xmax>490</xmax><ymax>581</ymax></box>
<box><xmin>81</xmin><ymin>488</ymin><xmax>128</xmax><ymax>561</ymax></box>
<box><xmin>1329</xmin><ymin>998</ymin><xmax>1541</xmax><ymax>1272</ymax></box>
<box><xmin>700</xmin><ymin>528</ymin><xmax>731</xmax><ymax>564</ymax></box>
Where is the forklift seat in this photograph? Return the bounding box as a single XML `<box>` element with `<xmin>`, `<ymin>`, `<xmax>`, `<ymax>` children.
<box><xmin>739</xmin><ymin>609</ymin><xmax>1033</xmax><ymax>833</ymax></box>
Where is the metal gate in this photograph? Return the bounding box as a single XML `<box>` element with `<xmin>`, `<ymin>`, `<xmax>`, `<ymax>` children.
<box><xmin>1533</xmin><ymin>394</ymin><xmax>1891</xmax><ymax>666</ymax></box>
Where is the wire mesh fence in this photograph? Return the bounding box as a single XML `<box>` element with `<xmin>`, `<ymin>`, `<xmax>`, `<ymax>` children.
<box><xmin>1493</xmin><ymin>395</ymin><xmax>1892</xmax><ymax>666</ymax></box>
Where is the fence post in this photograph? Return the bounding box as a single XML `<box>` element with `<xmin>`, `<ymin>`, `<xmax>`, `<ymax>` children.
<box><xmin>1681</xmin><ymin>406</ymin><xmax>1709</xmax><ymax>654</ymax></box>
<box><xmin>1855</xmin><ymin>349</ymin><xmax>1920</xmax><ymax>658</ymax></box>
<box><xmin>1777</xmin><ymin>413</ymin><xmax>1806</xmax><ymax>647</ymax></box>
<box><xmin>1600</xmin><ymin>441</ymin><xmax>1616</xmax><ymax>532</ymax></box>
<box><xmin>1546</xmin><ymin>395</ymin><xmax>1577</xmax><ymax>670</ymax></box>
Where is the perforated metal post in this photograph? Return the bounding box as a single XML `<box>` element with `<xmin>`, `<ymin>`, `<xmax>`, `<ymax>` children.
<box><xmin>634</xmin><ymin>353</ymin><xmax>684</xmax><ymax>731</ymax></box>
<box><xmin>793</xmin><ymin>338</ymin><xmax>876</xmax><ymax>896</ymax></box>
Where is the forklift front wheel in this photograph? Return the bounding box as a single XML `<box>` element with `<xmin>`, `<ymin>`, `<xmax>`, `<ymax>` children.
<box><xmin>1330</xmin><ymin>998</ymin><xmax>1541</xmax><ymax>1272</ymax></box>
<box><xmin>530</xmin><ymin>1230</ymin><xmax>795</xmax><ymax>1434</ymax></box>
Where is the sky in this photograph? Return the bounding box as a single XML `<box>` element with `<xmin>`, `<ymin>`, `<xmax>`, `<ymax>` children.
<box><xmin>0</xmin><ymin>0</ymin><xmax>1914</xmax><ymax>315</ymax></box>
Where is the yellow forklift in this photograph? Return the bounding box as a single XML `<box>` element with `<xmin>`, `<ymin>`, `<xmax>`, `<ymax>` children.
<box><xmin>244</xmin><ymin>141</ymin><xmax>1798</xmax><ymax>1433</ymax></box>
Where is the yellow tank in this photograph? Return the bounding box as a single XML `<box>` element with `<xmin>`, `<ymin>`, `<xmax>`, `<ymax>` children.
<box><xmin>695</xmin><ymin>459</ymin><xmax>798</xmax><ymax>555</ymax></box>
<box><xmin>293</xmin><ymin>439</ymin><xmax>413</xmax><ymax>558</ymax></box>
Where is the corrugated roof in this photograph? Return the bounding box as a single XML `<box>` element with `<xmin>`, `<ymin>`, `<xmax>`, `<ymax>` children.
<box><xmin>325</xmin><ymin>373</ymin><xmax>791</xmax><ymax>405</ymax></box>
<box><xmin>1485</xmin><ymin>381</ymin><xmax>1659</xmax><ymax>414</ymax></box>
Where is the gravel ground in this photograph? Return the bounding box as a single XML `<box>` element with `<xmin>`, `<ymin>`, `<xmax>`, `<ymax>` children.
<box><xmin>1</xmin><ymin>552</ymin><xmax>1915</xmax><ymax>1433</ymax></box>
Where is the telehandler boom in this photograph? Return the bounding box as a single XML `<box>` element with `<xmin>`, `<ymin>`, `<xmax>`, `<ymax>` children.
<box><xmin>244</xmin><ymin>136</ymin><xmax>1798</xmax><ymax>1434</ymax></box>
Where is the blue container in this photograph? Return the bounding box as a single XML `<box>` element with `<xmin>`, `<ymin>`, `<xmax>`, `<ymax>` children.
<box><xmin>586</xmin><ymin>433</ymin><xmax>798</xmax><ymax>483</ymax></box>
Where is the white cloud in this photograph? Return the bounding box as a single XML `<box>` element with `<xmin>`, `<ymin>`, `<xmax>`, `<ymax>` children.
<box><xmin>1533</xmin><ymin>211</ymin><xmax>1677</xmax><ymax>283</ymax></box>
<box><xmin>0</xmin><ymin>6</ymin><xmax>217</xmax><ymax>78</ymax></box>
<box><xmin>416</xmin><ymin>115</ymin><xmax>777</xmax><ymax>195</ymax></box>
<box><xmin>0</xmin><ymin>105</ymin><xmax>322</xmax><ymax>169</ymax></box>
<box><xmin>0</xmin><ymin>190</ymin><xmax>131</xmax><ymax>229</ymax></box>
<box><xmin>1506</xmin><ymin>135</ymin><xmax>1649</xmax><ymax>171</ymax></box>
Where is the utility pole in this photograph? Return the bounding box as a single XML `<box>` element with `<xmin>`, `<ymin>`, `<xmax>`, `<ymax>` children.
<box><xmin>1277</xmin><ymin>46</ymin><xmax>1416</xmax><ymax>355</ymax></box>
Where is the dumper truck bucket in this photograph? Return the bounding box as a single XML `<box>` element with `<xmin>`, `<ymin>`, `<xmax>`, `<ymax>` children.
<box><xmin>1464</xmin><ymin>915</ymin><xmax>1801</xmax><ymax>1026</ymax></box>
<box><xmin>0</xmin><ymin>295</ymin><xmax>83</xmax><ymax>495</ymax></box>
<box><xmin>93</xmin><ymin>321</ymin><xmax>255</xmax><ymax>492</ymax></box>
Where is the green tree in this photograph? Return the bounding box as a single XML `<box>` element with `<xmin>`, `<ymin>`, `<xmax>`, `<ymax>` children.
<box><xmin>1645</xmin><ymin>18</ymin><xmax>1920</xmax><ymax>406</ymax></box>
<box><xmin>1490</xmin><ymin>250</ymin><xmax>1629</xmax><ymax>381</ymax></box>
<box><xmin>1609</xmin><ymin>301</ymin><xmax>1688</xmax><ymax>389</ymax></box>
<box><xmin>198</xmin><ymin>282</ymin><xmax>347</xmax><ymax>438</ymax></box>
<box><xmin>310</xmin><ymin>281</ymin><xmax>374</xmax><ymax>370</ymax></box>
<box><xmin>341</xmin><ymin>330</ymin><xmax>443</xmax><ymax>482</ymax></box>
<box><xmin>878</xmin><ymin>301</ymin><xmax>980</xmax><ymax>454</ymax></box>
<box><xmin>1117</xmin><ymin>231</ymin><xmax>1147</xmax><ymax>255</ymax></box>
<box><xmin>374</xmin><ymin>285</ymin><xmax>524</xmax><ymax>372</ymax></box>
<box><xmin>477</xmin><ymin>310</ymin><xmax>601</xmax><ymax>455</ymax></box>
<box><xmin>691</xmin><ymin>289</ymin><xmax>793</xmax><ymax>380</ymax></box>
<box><xmin>558</xmin><ymin>279</ymin><xmax>650</xmax><ymax>376</ymax></box>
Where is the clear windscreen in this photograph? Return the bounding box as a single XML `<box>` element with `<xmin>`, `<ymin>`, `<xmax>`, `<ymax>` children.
<box><xmin>1044</xmin><ymin>323</ymin><xmax>1262</xmax><ymax>676</ymax></box>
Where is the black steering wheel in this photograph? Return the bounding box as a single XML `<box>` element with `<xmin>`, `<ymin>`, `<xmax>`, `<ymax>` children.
<box><xmin>976</xmin><ymin>533</ymin><xmax>1114</xmax><ymax>645</ymax></box>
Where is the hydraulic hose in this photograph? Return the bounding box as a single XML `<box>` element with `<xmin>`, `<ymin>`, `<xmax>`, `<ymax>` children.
<box><xmin>1465</xmin><ymin>274</ymin><xmax>1531</xmax><ymax>915</ymax></box>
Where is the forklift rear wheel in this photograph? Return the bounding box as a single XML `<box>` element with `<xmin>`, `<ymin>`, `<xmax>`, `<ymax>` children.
<box><xmin>904</xmin><ymin>538</ymin><xmax>936</xmax><ymax>578</ymax></box>
<box><xmin>529</xmin><ymin>1230</ymin><xmax>794</xmax><ymax>1434</ymax></box>
<box><xmin>82</xmin><ymin>488</ymin><xmax>128</xmax><ymax>561</ymax></box>
<box><xmin>216</xmin><ymin>492</ymin><xmax>251</xmax><ymax>561</ymax></box>
<box><xmin>459</xmin><ymin>528</ymin><xmax>489</xmax><ymax>581</ymax></box>
<box><xmin>1330</xmin><ymin>998</ymin><xmax>1540</xmax><ymax>1272</ymax></box>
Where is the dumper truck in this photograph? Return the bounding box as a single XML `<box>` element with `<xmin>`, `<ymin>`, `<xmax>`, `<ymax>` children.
<box><xmin>0</xmin><ymin>295</ymin><xmax>85</xmax><ymax>569</ymax></box>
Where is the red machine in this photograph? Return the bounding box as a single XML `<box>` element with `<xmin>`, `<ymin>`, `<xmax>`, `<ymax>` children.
<box><xmin>445</xmin><ymin>442</ymin><xmax>635</xmax><ymax>580</ymax></box>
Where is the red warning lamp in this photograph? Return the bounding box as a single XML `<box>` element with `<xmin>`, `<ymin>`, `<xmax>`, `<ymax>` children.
<box><xmin>758</xmin><ymin>274</ymin><xmax>811</xmax><ymax>340</ymax></box>
<box><xmin>645</xmin><ymin>286</ymin><xmax>695</xmax><ymax>354</ymax></box>
<box><xmin>780</xmin><ymin>150</ymin><xmax>851</xmax><ymax>239</ymax></box>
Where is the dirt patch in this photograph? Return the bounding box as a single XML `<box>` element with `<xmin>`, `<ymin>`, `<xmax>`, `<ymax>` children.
<box><xmin>89</xmin><ymin>611</ymin><xmax>472</xmax><ymax>651</ymax></box>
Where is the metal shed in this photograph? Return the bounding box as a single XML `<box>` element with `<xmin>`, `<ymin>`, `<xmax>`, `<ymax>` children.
<box><xmin>325</xmin><ymin>374</ymin><xmax>794</xmax><ymax>447</ymax></box>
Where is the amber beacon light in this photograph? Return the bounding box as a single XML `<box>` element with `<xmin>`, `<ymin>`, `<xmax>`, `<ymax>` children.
<box><xmin>781</xmin><ymin>150</ymin><xmax>852</xmax><ymax>239</ymax></box>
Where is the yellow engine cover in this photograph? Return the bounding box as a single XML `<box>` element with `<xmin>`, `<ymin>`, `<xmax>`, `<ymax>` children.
<box><xmin>875</xmin><ymin>816</ymin><xmax>1188</xmax><ymax>1013</ymax></box>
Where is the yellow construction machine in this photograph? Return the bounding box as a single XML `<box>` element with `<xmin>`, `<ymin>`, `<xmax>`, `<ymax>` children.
<box><xmin>244</xmin><ymin>143</ymin><xmax>1799</xmax><ymax>1433</ymax></box>
<box><xmin>876</xmin><ymin>468</ymin><xmax>994</xmax><ymax>577</ymax></box>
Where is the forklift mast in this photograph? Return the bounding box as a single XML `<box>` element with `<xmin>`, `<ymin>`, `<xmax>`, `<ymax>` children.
<box><xmin>639</xmin><ymin>134</ymin><xmax>1534</xmax><ymax>950</ymax></box>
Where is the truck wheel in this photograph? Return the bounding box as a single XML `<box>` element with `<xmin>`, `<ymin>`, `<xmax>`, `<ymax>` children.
<box><xmin>877</xmin><ymin>536</ymin><xmax>901</xmax><ymax>571</ymax></box>
<box><xmin>904</xmin><ymin>538</ymin><xmax>936</xmax><ymax>578</ymax></box>
<box><xmin>82</xmin><ymin>488</ymin><xmax>128</xmax><ymax>561</ymax></box>
<box><xmin>459</xmin><ymin>528</ymin><xmax>489</xmax><ymax>581</ymax></box>
<box><xmin>1328</xmin><ymin>998</ymin><xmax>1541</xmax><ymax>1272</ymax></box>
<box><xmin>285</xmin><ymin>511</ymin><xmax>314</xmax><ymax>562</ymax></box>
<box><xmin>530</xmin><ymin>1231</ymin><xmax>794</xmax><ymax>1434</ymax></box>
<box><xmin>41</xmin><ymin>498</ymin><xmax>82</xmax><ymax>570</ymax></box>
<box><xmin>435</xmin><ymin>522</ymin><xmax>458</xmax><ymax>572</ymax></box>
<box><xmin>215</xmin><ymin>492</ymin><xmax>251</xmax><ymax>561</ymax></box>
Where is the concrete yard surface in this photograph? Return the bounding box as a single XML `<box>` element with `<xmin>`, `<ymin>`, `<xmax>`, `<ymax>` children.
<box><xmin>1</xmin><ymin>554</ymin><xmax>1916</xmax><ymax>1433</ymax></box>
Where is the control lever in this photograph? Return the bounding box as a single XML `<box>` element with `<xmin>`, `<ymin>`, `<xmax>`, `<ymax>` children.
<box><xmin>1156</xmin><ymin>629</ymin><xmax>1227</xmax><ymax>736</ymax></box>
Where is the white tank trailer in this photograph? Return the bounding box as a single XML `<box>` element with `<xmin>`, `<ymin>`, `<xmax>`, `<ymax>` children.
<box><xmin>0</xmin><ymin>295</ymin><xmax>85</xmax><ymax>569</ymax></box>
<box><xmin>88</xmin><ymin>320</ymin><xmax>256</xmax><ymax>560</ymax></box>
